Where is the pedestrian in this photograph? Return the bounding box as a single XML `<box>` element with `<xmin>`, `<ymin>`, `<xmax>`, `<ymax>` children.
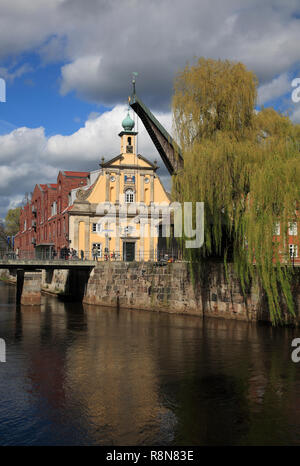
<box><xmin>80</xmin><ymin>250</ymin><xmax>84</xmax><ymax>260</ymax></box>
<box><xmin>92</xmin><ymin>245</ymin><xmax>98</xmax><ymax>261</ymax></box>
<box><xmin>61</xmin><ymin>246</ymin><xmax>68</xmax><ymax>260</ymax></box>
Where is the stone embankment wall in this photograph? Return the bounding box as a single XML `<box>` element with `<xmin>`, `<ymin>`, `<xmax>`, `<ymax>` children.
<box><xmin>83</xmin><ymin>262</ymin><xmax>199</xmax><ymax>315</ymax></box>
<box><xmin>82</xmin><ymin>261</ymin><xmax>300</xmax><ymax>324</ymax></box>
<box><xmin>0</xmin><ymin>269</ymin><xmax>16</xmax><ymax>283</ymax></box>
<box><xmin>41</xmin><ymin>269</ymin><xmax>69</xmax><ymax>295</ymax></box>
<box><xmin>1</xmin><ymin>263</ymin><xmax>300</xmax><ymax>324</ymax></box>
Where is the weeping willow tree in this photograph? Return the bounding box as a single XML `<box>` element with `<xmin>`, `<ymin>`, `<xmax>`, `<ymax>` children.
<box><xmin>172</xmin><ymin>58</ymin><xmax>300</xmax><ymax>324</ymax></box>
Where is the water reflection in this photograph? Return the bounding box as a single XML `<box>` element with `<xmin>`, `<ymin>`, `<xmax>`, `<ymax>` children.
<box><xmin>0</xmin><ymin>281</ymin><xmax>300</xmax><ymax>445</ymax></box>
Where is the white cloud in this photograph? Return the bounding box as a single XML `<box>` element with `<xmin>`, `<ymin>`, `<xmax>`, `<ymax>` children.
<box><xmin>0</xmin><ymin>63</ymin><xmax>33</xmax><ymax>83</ymax></box>
<box><xmin>0</xmin><ymin>127</ymin><xmax>46</xmax><ymax>165</ymax></box>
<box><xmin>257</xmin><ymin>73</ymin><xmax>291</xmax><ymax>105</ymax></box>
<box><xmin>0</xmin><ymin>1</ymin><xmax>300</xmax><ymax>108</ymax></box>
<box><xmin>0</xmin><ymin>1</ymin><xmax>63</xmax><ymax>59</ymax></box>
<box><xmin>60</xmin><ymin>55</ymin><xmax>102</xmax><ymax>99</ymax></box>
<box><xmin>0</xmin><ymin>105</ymin><xmax>172</xmax><ymax>216</ymax></box>
<box><xmin>0</xmin><ymin>0</ymin><xmax>299</xmax><ymax>215</ymax></box>
<box><xmin>47</xmin><ymin>105</ymin><xmax>172</xmax><ymax>163</ymax></box>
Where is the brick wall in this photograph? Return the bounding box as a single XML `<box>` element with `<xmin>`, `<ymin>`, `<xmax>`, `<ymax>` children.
<box><xmin>15</xmin><ymin>171</ymin><xmax>89</xmax><ymax>256</ymax></box>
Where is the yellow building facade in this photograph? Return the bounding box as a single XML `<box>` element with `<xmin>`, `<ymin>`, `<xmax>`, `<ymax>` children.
<box><xmin>68</xmin><ymin>109</ymin><xmax>171</xmax><ymax>261</ymax></box>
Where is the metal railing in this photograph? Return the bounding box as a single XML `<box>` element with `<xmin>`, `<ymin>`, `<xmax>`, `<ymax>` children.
<box><xmin>0</xmin><ymin>248</ymin><xmax>183</xmax><ymax>263</ymax></box>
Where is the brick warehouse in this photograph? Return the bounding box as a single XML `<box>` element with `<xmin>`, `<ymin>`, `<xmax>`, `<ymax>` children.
<box><xmin>14</xmin><ymin>171</ymin><xmax>89</xmax><ymax>258</ymax></box>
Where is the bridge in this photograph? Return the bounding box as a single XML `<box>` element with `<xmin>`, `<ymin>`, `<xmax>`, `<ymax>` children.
<box><xmin>0</xmin><ymin>257</ymin><xmax>96</xmax><ymax>307</ymax></box>
<box><xmin>0</xmin><ymin>258</ymin><xmax>96</xmax><ymax>271</ymax></box>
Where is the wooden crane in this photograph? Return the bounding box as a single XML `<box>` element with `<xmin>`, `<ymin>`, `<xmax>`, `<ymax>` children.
<box><xmin>129</xmin><ymin>81</ymin><xmax>183</xmax><ymax>176</ymax></box>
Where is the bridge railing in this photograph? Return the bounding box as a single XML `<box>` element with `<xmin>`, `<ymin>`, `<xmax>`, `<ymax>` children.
<box><xmin>0</xmin><ymin>248</ymin><xmax>183</xmax><ymax>263</ymax></box>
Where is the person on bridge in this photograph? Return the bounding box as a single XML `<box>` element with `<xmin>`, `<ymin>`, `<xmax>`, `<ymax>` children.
<box><xmin>71</xmin><ymin>249</ymin><xmax>78</xmax><ymax>259</ymax></box>
<box><xmin>60</xmin><ymin>246</ymin><xmax>68</xmax><ymax>260</ymax></box>
<box><xmin>92</xmin><ymin>245</ymin><xmax>98</xmax><ymax>261</ymax></box>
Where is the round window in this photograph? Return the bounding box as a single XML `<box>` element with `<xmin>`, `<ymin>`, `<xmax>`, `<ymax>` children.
<box><xmin>144</xmin><ymin>177</ymin><xmax>150</xmax><ymax>184</ymax></box>
<box><xmin>110</xmin><ymin>175</ymin><xmax>115</xmax><ymax>182</ymax></box>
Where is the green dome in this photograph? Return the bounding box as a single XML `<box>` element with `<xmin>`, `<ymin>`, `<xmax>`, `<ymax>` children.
<box><xmin>122</xmin><ymin>111</ymin><xmax>135</xmax><ymax>131</ymax></box>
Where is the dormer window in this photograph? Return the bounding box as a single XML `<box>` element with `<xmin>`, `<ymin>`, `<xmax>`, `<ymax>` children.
<box><xmin>125</xmin><ymin>188</ymin><xmax>134</xmax><ymax>203</ymax></box>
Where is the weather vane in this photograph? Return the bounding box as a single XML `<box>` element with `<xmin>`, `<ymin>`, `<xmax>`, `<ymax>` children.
<box><xmin>128</xmin><ymin>72</ymin><xmax>138</xmax><ymax>104</ymax></box>
<box><xmin>132</xmin><ymin>72</ymin><xmax>138</xmax><ymax>95</ymax></box>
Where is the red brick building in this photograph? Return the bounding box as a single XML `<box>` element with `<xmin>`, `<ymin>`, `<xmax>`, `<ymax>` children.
<box><xmin>15</xmin><ymin>171</ymin><xmax>89</xmax><ymax>258</ymax></box>
<box><xmin>273</xmin><ymin>220</ymin><xmax>299</xmax><ymax>265</ymax></box>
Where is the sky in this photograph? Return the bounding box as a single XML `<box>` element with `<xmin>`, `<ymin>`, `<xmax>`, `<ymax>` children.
<box><xmin>0</xmin><ymin>0</ymin><xmax>300</xmax><ymax>219</ymax></box>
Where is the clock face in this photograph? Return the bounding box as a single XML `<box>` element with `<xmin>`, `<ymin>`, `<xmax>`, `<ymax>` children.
<box><xmin>110</xmin><ymin>176</ymin><xmax>115</xmax><ymax>182</ymax></box>
<box><xmin>144</xmin><ymin>177</ymin><xmax>150</xmax><ymax>184</ymax></box>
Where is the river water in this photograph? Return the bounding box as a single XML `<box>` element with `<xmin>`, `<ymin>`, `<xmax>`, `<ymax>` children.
<box><xmin>0</xmin><ymin>281</ymin><xmax>300</xmax><ymax>446</ymax></box>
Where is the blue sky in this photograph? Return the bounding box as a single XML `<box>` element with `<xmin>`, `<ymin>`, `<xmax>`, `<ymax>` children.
<box><xmin>0</xmin><ymin>0</ymin><xmax>299</xmax><ymax>218</ymax></box>
<box><xmin>0</xmin><ymin>54</ymin><xmax>109</xmax><ymax>136</ymax></box>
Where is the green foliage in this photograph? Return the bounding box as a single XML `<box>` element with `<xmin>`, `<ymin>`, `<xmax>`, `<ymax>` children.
<box><xmin>5</xmin><ymin>207</ymin><xmax>21</xmax><ymax>236</ymax></box>
<box><xmin>0</xmin><ymin>221</ymin><xmax>8</xmax><ymax>245</ymax></box>
<box><xmin>172</xmin><ymin>58</ymin><xmax>300</xmax><ymax>324</ymax></box>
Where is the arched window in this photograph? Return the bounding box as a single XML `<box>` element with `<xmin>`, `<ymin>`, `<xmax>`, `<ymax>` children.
<box><xmin>125</xmin><ymin>188</ymin><xmax>134</xmax><ymax>203</ymax></box>
<box><xmin>126</xmin><ymin>136</ymin><xmax>133</xmax><ymax>153</ymax></box>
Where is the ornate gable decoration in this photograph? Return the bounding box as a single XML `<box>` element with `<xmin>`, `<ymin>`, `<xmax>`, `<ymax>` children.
<box><xmin>124</xmin><ymin>174</ymin><xmax>135</xmax><ymax>184</ymax></box>
<box><xmin>76</xmin><ymin>188</ymin><xmax>90</xmax><ymax>201</ymax></box>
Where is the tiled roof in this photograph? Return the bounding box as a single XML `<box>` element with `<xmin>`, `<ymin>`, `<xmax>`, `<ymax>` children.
<box><xmin>63</xmin><ymin>171</ymin><xmax>89</xmax><ymax>177</ymax></box>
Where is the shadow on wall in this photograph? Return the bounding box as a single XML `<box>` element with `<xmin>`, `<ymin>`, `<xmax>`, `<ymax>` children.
<box><xmin>63</xmin><ymin>269</ymin><xmax>91</xmax><ymax>302</ymax></box>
